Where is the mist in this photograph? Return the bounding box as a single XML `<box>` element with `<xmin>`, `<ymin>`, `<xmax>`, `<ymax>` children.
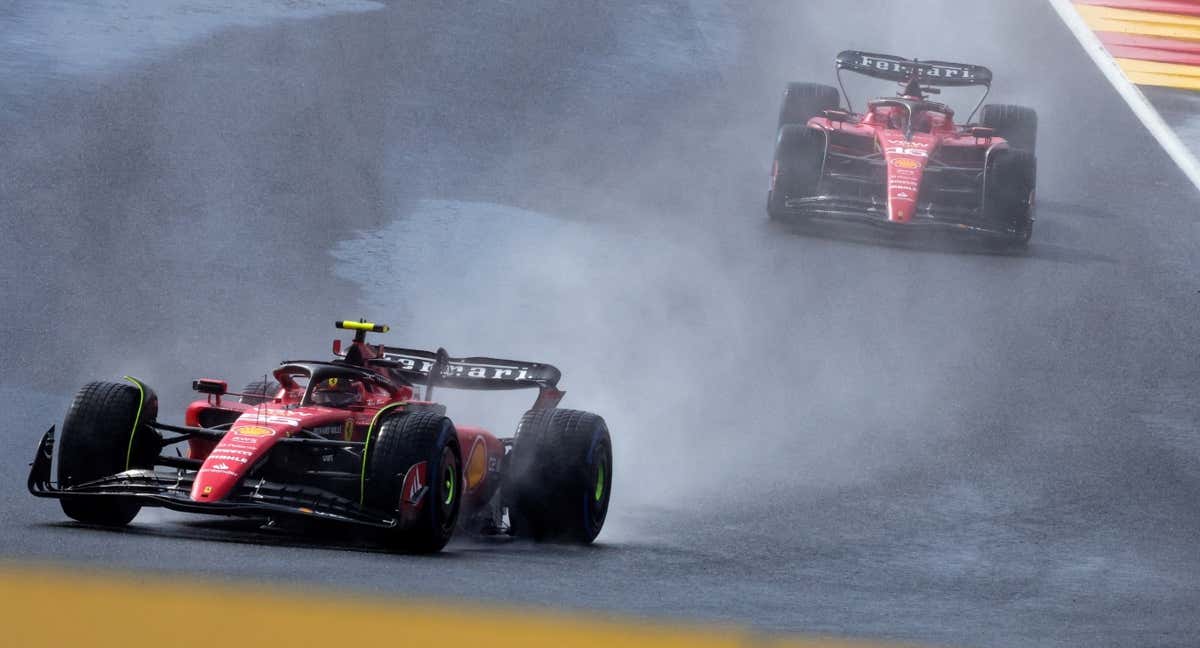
<box><xmin>321</xmin><ymin>0</ymin><xmax>1065</xmax><ymax>528</ymax></box>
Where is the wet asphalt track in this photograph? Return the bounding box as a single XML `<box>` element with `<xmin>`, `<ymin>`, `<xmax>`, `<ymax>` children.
<box><xmin>2</xmin><ymin>2</ymin><xmax>1200</xmax><ymax>647</ymax></box>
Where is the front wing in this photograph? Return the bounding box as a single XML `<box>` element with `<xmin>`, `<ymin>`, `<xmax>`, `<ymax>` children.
<box><xmin>27</xmin><ymin>428</ymin><xmax>396</xmax><ymax>528</ymax></box>
<box><xmin>778</xmin><ymin>195</ymin><xmax>1024</xmax><ymax>240</ymax></box>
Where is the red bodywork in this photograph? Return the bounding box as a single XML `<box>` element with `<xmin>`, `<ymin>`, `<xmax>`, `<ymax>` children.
<box><xmin>181</xmin><ymin>337</ymin><xmax>519</xmax><ymax>517</ymax></box>
<box><xmin>798</xmin><ymin>99</ymin><xmax>1009</xmax><ymax>223</ymax></box>
<box><xmin>25</xmin><ymin>322</ymin><xmax>578</xmax><ymax>547</ymax></box>
<box><xmin>767</xmin><ymin>50</ymin><xmax>1036</xmax><ymax>245</ymax></box>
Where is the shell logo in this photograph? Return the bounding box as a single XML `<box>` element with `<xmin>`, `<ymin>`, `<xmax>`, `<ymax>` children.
<box><xmin>233</xmin><ymin>425</ymin><xmax>275</xmax><ymax>437</ymax></box>
<box><xmin>464</xmin><ymin>438</ymin><xmax>487</xmax><ymax>491</ymax></box>
<box><xmin>891</xmin><ymin>158</ymin><xmax>921</xmax><ymax>170</ymax></box>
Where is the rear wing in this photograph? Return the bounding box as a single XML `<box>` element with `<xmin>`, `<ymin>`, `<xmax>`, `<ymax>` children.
<box><xmin>375</xmin><ymin>346</ymin><xmax>565</xmax><ymax>409</ymax></box>
<box><xmin>836</xmin><ymin>50</ymin><xmax>992</xmax><ymax>87</ymax></box>
<box><xmin>330</xmin><ymin>320</ymin><xmax>564</xmax><ymax>408</ymax></box>
<box><xmin>378</xmin><ymin>347</ymin><xmax>560</xmax><ymax>390</ymax></box>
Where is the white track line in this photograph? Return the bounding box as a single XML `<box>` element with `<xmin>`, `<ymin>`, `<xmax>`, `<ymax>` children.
<box><xmin>1047</xmin><ymin>0</ymin><xmax>1200</xmax><ymax>193</ymax></box>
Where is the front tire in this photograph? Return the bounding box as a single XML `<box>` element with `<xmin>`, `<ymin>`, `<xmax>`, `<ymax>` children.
<box><xmin>239</xmin><ymin>378</ymin><xmax>281</xmax><ymax>406</ymax></box>
<box><xmin>984</xmin><ymin>148</ymin><xmax>1036</xmax><ymax>247</ymax></box>
<box><xmin>506</xmin><ymin>408</ymin><xmax>612</xmax><ymax>543</ymax></box>
<box><xmin>778</xmin><ymin>82</ymin><xmax>841</xmax><ymax>129</ymax></box>
<box><xmin>57</xmin><ymin>380</ymin><xmax>161</xmax><ymax>526</ymax></box>
<box><xmin>364</xmin><ymin>411</ymin><xmax>462</xmax><ymax>553</ymax></box>
<box><xmin>768</xmin><ymin>126</ymin><xmax>826</xmax><ymax>221</ymax></box>
<box><xmin>981</xmin><ymin>104</ymin><xmax>1037</xmax><ymax>153</ymax></box>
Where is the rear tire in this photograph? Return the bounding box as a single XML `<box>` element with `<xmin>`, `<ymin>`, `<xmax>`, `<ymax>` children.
<box><xmin>767</xmin><ymin>126</ymin><xmax>826</xmax><ymax>221</ymax></box>
<box><xmin>981</xmin><ymin>104</ymin><xmax>1037</xmax><ymax>153</ymax></box>
<box><xmin>239</xmin><ymin>378</ymin><xmax>281</xmax><ymax>406</ymax></box>
<box><xmin>364</xmin><ymin>411</ymin><xmax>462</xmax><ymax>553</ymax></box>
<box><xmin>57</xmin><ymin>380</ymin><xmax>161</xmax><ymax>526</ymax></box>
<box><xmin>984</xmin><ymin>148</ymin><xmax>1036</xmax><ymax>247</ymax></box>
<box><xmin>778</xmin><ymin>82</ymin><xmax>841</xmax><ymax>129</ymax></box>
<box><xmin>506</xmin><ymin>408</ymin><xmax>612</xmax><ymax>543</ymax></box>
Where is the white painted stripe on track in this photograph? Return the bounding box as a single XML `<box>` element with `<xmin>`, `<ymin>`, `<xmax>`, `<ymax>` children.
<box><xmin>1046</xmin><ymin>0</ymin><xmax>1200</xmax><ymax>194</ymax></box>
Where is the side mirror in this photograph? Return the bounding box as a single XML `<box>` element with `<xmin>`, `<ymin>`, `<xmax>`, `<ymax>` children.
<box><xmin>824</xmin><ymin>109</ymin><xmax>851</xmax><ymax>123</ymax></box>
<box><xmin>192</xmin><ymin>379</ymin><xmax>228</xmax><ymax>395</ymax></box>
<box><xmin>971</xmin><ymin>126</ymin><xmax>995</xmax><ymax>140</ymax></box>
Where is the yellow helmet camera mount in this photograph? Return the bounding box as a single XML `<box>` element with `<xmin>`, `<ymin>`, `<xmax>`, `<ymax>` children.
<box><xmin>335</xmin><ymin>319</ymin><xmax>390</xmax><ymax>343</ymax></box>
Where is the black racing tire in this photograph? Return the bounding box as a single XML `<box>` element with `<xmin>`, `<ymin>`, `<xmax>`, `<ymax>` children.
<box><xmin>57</xmin><ymin>380</ymin><xmax>161</xmax><ymax>526</ymax></box>
<box><xmin>767</xmin><ymin>125</ymin><xmax>826</xmax><ymax>220</ymax></box>
<box><xmin>506</xmin><ymin>408</ymin><xmax>612</xmax><ymax>543</ymax></box>
<box><xmin>981</xmin><ymin>104</ymin><xmax>1037</xmax><ymax>153</ymax></box>
<box><xmin>778</xmin><ymin>82</ymin><xmax>841</xmax><ymax>129</ymax></box>
<box><xmin>239</xmin><ymin>378</ymin><xmax>281</xmax><ymax>406</ymax></box>
<box><xmin>984</xmin><ymin>148</ymin><xmax>1037</xmax><ymax>247</ymax></box>
<box><xmin>364</xmin><ymin>411</ymin><xmax>462</xmax><ymax>553</ymax></box>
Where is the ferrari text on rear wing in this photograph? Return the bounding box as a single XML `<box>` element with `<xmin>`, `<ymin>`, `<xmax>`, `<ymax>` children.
<box><xmin>835</xmin><ymin>50</ymin><xmax>993</xmax><ymax>87</ymax></box>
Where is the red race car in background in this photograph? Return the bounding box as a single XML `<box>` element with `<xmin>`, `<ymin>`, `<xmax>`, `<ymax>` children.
<box><xmin>28</xmin><ymin>320</ymin><xmax>613</xmax><ymax>553</ymax></box>
<box><xmin>768</xmin><ymin>50</ymin><xmax>1038</xmax><ymax>247</ymax></box>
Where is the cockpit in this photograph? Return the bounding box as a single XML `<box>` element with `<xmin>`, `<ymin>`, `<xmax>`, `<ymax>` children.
<box><xmin>309</xmin><ymin>376</ymin><xmax>364</xmax><ymax>408</ymax></box>
<box><xmin>865</xmin><ymin>99</ymin><xmax>953</xmax><ymax>134</ymax></box>
<box><xmin>273</xmin><ymin>362</ymin><xmax>404</xmax><ymax>409</ymax></box>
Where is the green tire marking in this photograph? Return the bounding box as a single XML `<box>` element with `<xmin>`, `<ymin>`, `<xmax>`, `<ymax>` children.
<box><xmin>122</xmin><ymin>376</ymin><xmax>147</xmax><ymax>471</ymax></box>
<box><xmin>359</xmin><ymin>402</ymin><xmax>405</xmax><ymax>507</ymax></box>
<box><xmin>594</xmin><ymin>463</ymin><xmax>605</xmax><ymax>502</ymax></box>
<box><xmin>443</xmin><ymin>462</ymin><xmax>456</xmax><ymax>506</ymax></box>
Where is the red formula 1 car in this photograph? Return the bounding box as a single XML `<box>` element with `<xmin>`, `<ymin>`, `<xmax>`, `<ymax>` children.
<box><xmin>768</xmin><ymin>50</ymin><xmax>1038</xmax><ymax>247</ymax></box>
<box><xmin>28</xmin><ymin>320</ymin><xmax>613</xmax><ymax>553</ymax></box>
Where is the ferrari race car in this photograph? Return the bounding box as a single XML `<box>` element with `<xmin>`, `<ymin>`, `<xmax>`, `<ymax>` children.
<box><xmin>767</xmin><ymin>50</ymin><xmax>1038</xmax><ymax>246</ymax></box>
<box><xmin>28</xmin><ymin>320</ymin><xmax>613</xmax><ymax>553</ymax></box>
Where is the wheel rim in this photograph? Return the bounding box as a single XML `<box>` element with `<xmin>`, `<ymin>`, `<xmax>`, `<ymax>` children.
<box><xmin>588</xmin><ymin>444</ymin><xmax>611</xmax><ymax>532</ymax></box>
<box><xmin>594</xmin><ymin>463</ymin><xmax>605</xmax><ymax>502</ymax></box>
<box><xmin>437</xmin><ymin>446</ymin><xmax>459</xmax><ymax>535</ymax></box>
<box><xmin>442</xmin><ymin>461</ymin><xmax>456</xmax><ymax>506</ymax></box>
